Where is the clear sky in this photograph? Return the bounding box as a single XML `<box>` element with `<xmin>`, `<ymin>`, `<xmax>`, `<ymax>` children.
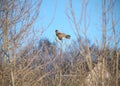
<box><xmin>35</xmin><ymin>0</ymin><xmax>120</xmax><ymax>45</ymax></box>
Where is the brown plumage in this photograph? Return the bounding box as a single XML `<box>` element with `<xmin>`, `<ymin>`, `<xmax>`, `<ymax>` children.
<box><xmin>55</xmin><ymin>30</ymin><xmax>71</xmax><ymax>40</ymax></box>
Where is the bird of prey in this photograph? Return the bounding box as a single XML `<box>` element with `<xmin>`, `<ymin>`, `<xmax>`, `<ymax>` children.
<box><xmin>55</xmin><ymin>30</ymin><xmax>71</xmax><ymax>40</ymax></box>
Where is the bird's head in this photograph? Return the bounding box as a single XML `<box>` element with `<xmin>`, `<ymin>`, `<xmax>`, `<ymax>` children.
<box><xmin>55</xmin><ymin>30</ymin><xmax>58</xmax><ymax>33</ymax></box>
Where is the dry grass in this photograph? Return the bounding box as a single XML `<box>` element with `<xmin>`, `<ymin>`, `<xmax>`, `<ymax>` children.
<box><xmin>0</xmin><ymin>0</ymin><xmax>120</xmax><ymax>86</ymax></box>
<box><xmin>0</xmin><ymin>41</ymin><xmax>119</xmax><ymax>86</ymax></box>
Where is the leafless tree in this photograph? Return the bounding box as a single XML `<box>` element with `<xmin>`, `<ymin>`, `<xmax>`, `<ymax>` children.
<box><xmin>0</xmin><ymin>0</ymin><xmax>42</xmax><ymax>86</ymax></box>
<box><xmin>66</xmin><ymin>0</ymin><xmax>120</xmax><ymax>86</ymax></box>
<box><xmin>0</xmin><ymin>0</ymin><xmax>119</xmax><ymax>86</ymax></box>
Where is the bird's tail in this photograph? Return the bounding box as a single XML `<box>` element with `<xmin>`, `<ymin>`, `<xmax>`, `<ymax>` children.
<box><xmin>65</xmin><ymin>35</ymin><xmax>71</xmax><ymax>39</ymax></box>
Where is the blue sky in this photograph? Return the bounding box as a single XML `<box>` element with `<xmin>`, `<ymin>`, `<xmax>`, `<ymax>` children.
<box><xmin>35</xmin><ymin>0</ymin><xmax>120</xmax><ymax>45</ymax></box>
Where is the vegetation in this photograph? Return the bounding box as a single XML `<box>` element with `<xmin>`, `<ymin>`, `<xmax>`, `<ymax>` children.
<box><xmin>0</xmin><ymin>0</ymin><xmax>119</xmax><ymax>86</ymax></box>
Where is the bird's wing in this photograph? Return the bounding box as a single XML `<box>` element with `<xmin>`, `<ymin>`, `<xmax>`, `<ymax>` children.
<box><xmin>59</xmin><ymin>33</ymin><xmax>66</xmax><ymax>37</ymax></box>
